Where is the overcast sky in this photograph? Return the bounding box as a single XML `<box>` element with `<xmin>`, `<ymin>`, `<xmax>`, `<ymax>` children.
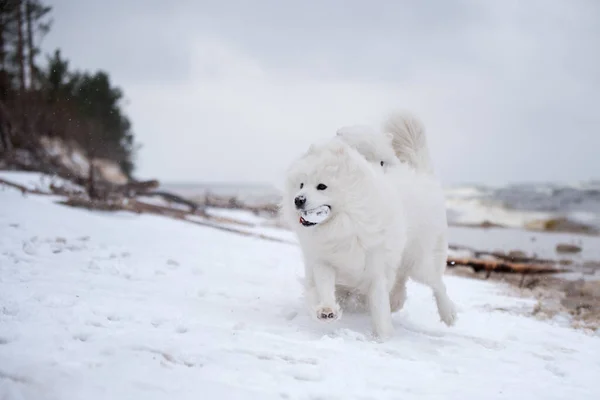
<box><xmin>42</xmin><ymin>0</ymin><xmax>599</xmax><ymax>186</ymax></box>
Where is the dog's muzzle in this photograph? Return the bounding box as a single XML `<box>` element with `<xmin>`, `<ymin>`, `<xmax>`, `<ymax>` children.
<box><xmin>298</xmin><ymin>205</ymin><xmax>331</xmax><ymax>227</ymax></box>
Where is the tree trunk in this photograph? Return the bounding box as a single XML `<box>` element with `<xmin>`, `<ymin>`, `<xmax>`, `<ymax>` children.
<box><xmin>25</xmin><ymin>1</ymin><xmax>35</xmax><ymax>89</ymax></box>
<box><xmin>88</xmin><ymin>157</ymin><xmax>98</xmax><ymax>200</ymax></box>
<box><xmin>0</xmin><ymin>99</ymin><xmax>13</xmax><ymax>151</ymax></box>
<box><xmin>0</xmin><ymin>10</ymin><xmax>7</xmax><ymax>101</ymax></box>
<box><xmin>0</xmin><ymin>10</ymin><xmax>5</xmax><ymax>71</ymax></box>
<box><xmin>16</xmin><ymin>0</ymin><xmax>26</xmax><ymax>92</ymax></box>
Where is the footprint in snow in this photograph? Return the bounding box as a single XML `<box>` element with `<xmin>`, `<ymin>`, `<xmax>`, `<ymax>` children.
<box><xmin>545</xmin><ymin>363</ymin><xmax>567</xmax><ymax>377</ymax></box>
<box><xmin>235</xmin><ymin>349</ymin><xmax>319</xmax><ymax>366</ymax></box>
<box><xmin>22</xmin><ymin>240</ymin><xmax>39</xmax><ymax>256</ymax></box>
<box><xmin>2</xmin><ymin>304</ymin><xmax>20</xmax><ymax>316</ymax></box>
<box><xmin>86</xmin><ymin>320</ymin><xmax>105</xmax><ymax>328</ymax></box>
<box><xmin>106</xmin><ymin>314</ymin><xmax>122</xmax><ymax>322</ymax></box>
<box><xmin>151</xmin><ymin>318</ymin><xmax>167</xmax><ymax>328</ymax></box>
<box><xmin>175</xmin><ymin>326</ymin><xmax>189</xmax><ymax>334</ymax></box>
<box><xmin>289</xmin><ymin>367</ymin><xmax>322</xmax><ymax>382</ymax></box>
<box><xmin>73</xmin><ymin>333</ymin><xmax>91</xmax><ymax>342</ymax></box>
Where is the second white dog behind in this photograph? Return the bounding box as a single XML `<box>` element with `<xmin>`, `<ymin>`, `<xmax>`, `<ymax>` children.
<box><xmin>281</xmin><ymin>111</ymin><xmax>457</xmax><ymax>340</ymax></box>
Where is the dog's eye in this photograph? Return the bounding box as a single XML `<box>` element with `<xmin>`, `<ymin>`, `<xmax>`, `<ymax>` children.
<box><xmin>300</xmin><ymin>183</ymin><xmax>304</xmax><ymax>189</ymax></box>
<box><xmin>380</xmin><ymin>161</ymin><xmax>384</xmax><ymax>166</ymax></box>
<box><xmin>316</xmin><ymin>183</ymin><xmax>327</xmax><ymax>191</ymax></box>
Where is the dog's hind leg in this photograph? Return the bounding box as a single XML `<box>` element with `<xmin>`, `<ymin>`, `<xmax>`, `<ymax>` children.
<box><xmin>366</xmin><ymin>250</ymin><xmax>395</xmax><ymax>340</ymax></box>
<box><xmin>409</xmin><ymin>237</ymin><xmax>458</xmax><ymax>326</ymax></box>
<box><xmin>411</xmin><ymin>270</ymin><xmax>457</xmax><ymax>326</ymax></box>
<box><xmin>368</xmin><ymin>275</ymin><xmax>395</xmax><ymax>340</ymax></box>
<box><xmin>389</xmin><ymin>271</ymin><xmax>408</xmax><ymax>313</ymax></box>
<box><xmin>430</xmin><ymin>277</ymin><xmax>457</xmax><ymax>326</ymax></box>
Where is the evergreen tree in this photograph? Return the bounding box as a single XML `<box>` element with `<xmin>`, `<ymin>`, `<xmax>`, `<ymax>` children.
<box><xmin>0</xmin><ymin>0</ymin><xmax>20</xmax><ymax>98</ymax></box>
<box><xmin>14</xmin><ymin>0</ymin><xmax>25</xmax><ymax>92</ymax></box>
<box><xmin>40</xmin><ymin>52</ymin><xmax>137</xmax><ymax>176</ymax></box>
<box><xmin>70</xmin><ymin>71</ymin><xmax>136</xmax><ymax>176</ymax></box>
<box><xmin>25</xmin><ymin>0</ymin><xmax>51</xmax><ymax>88</ymax></box>
<box><xmin>1</xmin><ymin>0</ymin><xmax>137</xmax><ymax>177</ymax></box>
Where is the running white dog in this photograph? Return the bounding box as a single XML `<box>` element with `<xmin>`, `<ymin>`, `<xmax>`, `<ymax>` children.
<box><xmin>281</xmin><ymin>111</ymin><xmax>457</xmax><ymax>340</ymax></box>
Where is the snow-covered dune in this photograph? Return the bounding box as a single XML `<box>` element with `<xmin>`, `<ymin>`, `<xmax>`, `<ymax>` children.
<box><xmin>1</xmin><ymin>183</ymin><xmax>599</xmax><ymax>400</ymax></box>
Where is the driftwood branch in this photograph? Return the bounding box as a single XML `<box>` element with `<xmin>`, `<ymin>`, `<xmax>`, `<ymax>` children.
<box><xmin>204</xmin><ymin>192</ymin><xmax>278</xmax><ymax>216</ymax></box>
<box><xmin>58</xmin><ymin>196</ymin><xmax>292</xmax><ymax>245</ymax></box>
<box><xmin>141</xmin><ymin>190</ymin><xmax>201</xmax><ymax>212</ymax></box>
<box><xmin>447</xmin><ymin>257</ymin><xmax>568</xmax><ymax>275</ymax></box>
<box><xmin>109</xmin><ymin>179</ymin><xmax>160</xmax><ymax>197</ymax></box>
<box><xmin>449</xmin><ymin>244</ymin><xmax>555</xmax><ymax>264</ymax></box>
<box><xmin>0</xmin><ymin>177</ymin><xmax>48</xmax><ymax>195</ymax></box>
<box><xmin>82</xmin><ymin>179</ymin><xmax>160</xmax><ymax>200</ymax></box>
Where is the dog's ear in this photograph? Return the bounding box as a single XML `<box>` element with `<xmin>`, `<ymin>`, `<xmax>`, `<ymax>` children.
<box><xmin>306</xmin><ymin>144</ymin><xmax>317</xmax><ymax>154</ymax></box>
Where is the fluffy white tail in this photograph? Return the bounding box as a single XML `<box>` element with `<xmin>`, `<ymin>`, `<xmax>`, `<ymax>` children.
<box><xmin>383</xmin><ymin>111</ymin><xmax>433</xmax><ymax>173</ymax></box>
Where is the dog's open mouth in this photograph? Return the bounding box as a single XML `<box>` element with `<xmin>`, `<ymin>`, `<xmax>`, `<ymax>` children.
<box><xmin>299</xmin><ymin>205</ymin><xmax>331</xmax><ymax>227</ymax></box>
<box><xmin>299</xmin><ymin>216</ymin><xmax>316</xmax><ymax>226</ymax></box>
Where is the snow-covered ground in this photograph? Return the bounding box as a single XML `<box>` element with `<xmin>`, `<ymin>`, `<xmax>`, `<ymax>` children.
<box><xmin>1</xmin><ymin>180</ymin><xmax>600</xmax><ymax>399</ymax></box>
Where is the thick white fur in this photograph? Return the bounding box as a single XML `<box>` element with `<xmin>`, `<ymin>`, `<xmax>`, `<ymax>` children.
<box><xmin>282</xmin><ymin>115</ymin><xmax>456</xmax><ymax>340</ymax></box>
<box><xmin>335</xmin><ymin>125</ymin><xmax>401</xmax><ymax>172</ymax></box>
<box><xmin>383</xmin><ymin>110</ymin><xmax>433</xmax><ymax>173</ymax></box>
<box><xmin>338</xmin><ymin>111</ymin><xmax>434</xmax><ymax>173</ymax></box>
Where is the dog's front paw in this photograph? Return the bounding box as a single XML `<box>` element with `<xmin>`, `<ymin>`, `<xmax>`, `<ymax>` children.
<box><xmin>315</xmin><ymin>305</ymin><xmax>341</xmax><ymax>322</ymax></box>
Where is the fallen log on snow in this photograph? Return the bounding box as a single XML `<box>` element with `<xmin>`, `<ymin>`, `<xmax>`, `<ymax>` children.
<box><xmin>447</xmin><ymin>256</ymin><xmax>568</xmax><ymax>275</ymax></box>
<box><xmin>448</xmin><ymin>244</ymin><xmax>556</xmax><ymax>264</ymax></box>
<box><xmin>203</xmin><ymin>193</ymin><xmax>279</xmax><ymax>216</ymax></box>
<box><xmin>140</xmin><ymin>190</ymin><xmax>201</xmax><ymax>212</ymax></box>
<box><xmin>96</xmin><ymin>179</ymin><xmax>160</xmax><ymax>197</ymax></box>
<box><xmin>0</xmin><ymin>177</ymin><xmax>49</xmax><ymax>195</ymax></box>
<box><xmin>59</xmin><ymin>196</ymin><xmax>202</xmax><ymax>219</ymax></box>
<box><xmin>58</xmin><ymin>196</ymin><xmax>292</xmax><ymax>244</ymax></box>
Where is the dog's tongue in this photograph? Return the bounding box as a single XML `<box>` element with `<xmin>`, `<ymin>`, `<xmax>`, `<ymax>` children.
<box><xmin>299</xmin><ymin>216</ymin><xmax>311</xmax><ymax>226</ymax></box>
<box><xmin>301</xmin><ymin>205</ymin><xmax>331</xmax><ymax>225</ymax></box>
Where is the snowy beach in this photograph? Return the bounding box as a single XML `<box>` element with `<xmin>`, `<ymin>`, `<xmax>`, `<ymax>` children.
<box><xmin>1</xmin><ymin>172</ymin><xmax>600</xmax><ymax>400</ymax></box>
<box><xmin>2</xmin><ymin>0</ymin><xmax>599</xmax><ymax>398</ymax></box>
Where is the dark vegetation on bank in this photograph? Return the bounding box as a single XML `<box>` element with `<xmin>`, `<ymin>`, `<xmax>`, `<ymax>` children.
<box><xmin>0</xmin><ymin>0</ymin><xmax>140</xmax><ymax>189</ymax></box>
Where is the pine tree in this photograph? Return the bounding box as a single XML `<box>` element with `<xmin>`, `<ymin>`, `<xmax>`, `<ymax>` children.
<box><xmin>25</xmin><ymin>0</ymin><xmax>51</xmax><ymax>88</ymax></box>
<box><xmin>0</xmin><ymin>0</ymin><xmax>19</xmax><ymax>99</ymax></box>
<box><xmin>15</xmin><ymin>0</ymin><xmax>25</xmax><ymax>92</ymax></box>
<box><xmin>2</xmin><ymin>0</ymin><xmax>137</xmax><ymax>177</ymax></box>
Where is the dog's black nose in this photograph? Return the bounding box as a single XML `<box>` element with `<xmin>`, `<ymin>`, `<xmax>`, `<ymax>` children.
<box><xmin>294</xmin><ymin>195</ymin><xmax>306</xmax><ymax>208</ymax></box>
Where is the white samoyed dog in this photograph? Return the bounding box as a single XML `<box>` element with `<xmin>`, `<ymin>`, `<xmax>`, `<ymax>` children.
<box><xmin>281</xmin><ymin>111</ymin><xmax>457</xmax><ymax>340</ymax></box>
